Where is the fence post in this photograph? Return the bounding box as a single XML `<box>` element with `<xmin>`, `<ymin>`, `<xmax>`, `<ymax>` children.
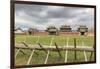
<box><xmin>38</xmin><ymin>43</ymin><xmax>48</xmax><ymax>54</ymax></box>
<box><xmin>55</xmin><ymin>43</ymin><xmax>62</xmax><ymax>58</ymax></box>
<box><xmin>89</xmin><ymin>44</ymin><xmax>94</xmax><ymax>61</ymax></box>
<box><xmin>15</xmin><ymin>49</ymin><xmax>25</xmax><ymax>58</ymax></box>
<box><xmin>74</xmin><ymin>38</ymin><xmax>77</xmax><ymax>61</ymax></box>
<box><xmin>22</xmin><ymin>42</ymin><xmax>38</xmax><ymax>55</ymax></box>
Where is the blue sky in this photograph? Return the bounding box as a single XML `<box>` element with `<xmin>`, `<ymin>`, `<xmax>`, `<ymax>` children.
<box><xmin>15</xmin><ymin>4</ymin><xmax>94</xmax><ymax>30</ymax></box>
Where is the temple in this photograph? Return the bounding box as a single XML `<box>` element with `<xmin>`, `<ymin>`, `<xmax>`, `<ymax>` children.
<box><xmin>60</xmin><ymin>25</ymin><xmax>71</xmax><ymax>32</ymax></box>
<box><xmin>47</xmin><ymin>26</ymin><xmax>58</xmax><ymax>35</ymax></box>
<box><xmin>78</xmin><ymin>26</ymin><xmax>88</xmax><ymax>35</ymax></box>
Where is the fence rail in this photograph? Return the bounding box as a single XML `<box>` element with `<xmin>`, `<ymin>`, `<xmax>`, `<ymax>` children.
<box><xmin>15</xmin><ymin>45</ymin><xmax>94</xmax><ymax>52</ymax></box>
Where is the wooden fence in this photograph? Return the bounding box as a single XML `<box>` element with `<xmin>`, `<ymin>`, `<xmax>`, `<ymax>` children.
<box><xmin>15</xmin><ymin>38</ymin><xmax>94</xmax><ymax>65</ymax></box>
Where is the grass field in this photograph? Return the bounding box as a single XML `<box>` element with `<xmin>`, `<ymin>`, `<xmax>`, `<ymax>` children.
<box><xmin>15</xmin><ymin>35</ymin><xmax>95</xmax><ymax>66</ymax></box>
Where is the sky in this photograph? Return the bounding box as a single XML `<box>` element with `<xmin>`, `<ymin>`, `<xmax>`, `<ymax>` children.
<box><xmin>15</xmin><ymin>4</ymin><xmax>94</xmax><ymax>31</ymax></box>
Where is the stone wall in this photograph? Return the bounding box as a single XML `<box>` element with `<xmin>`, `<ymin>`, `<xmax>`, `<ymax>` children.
<box><xmin>59</xmin><ymin>32</ymin><xmax>80</xmax><ymax>36</ymax></box>
<box><xmin>15</xmin><ymin>32</ymin><xmax>87</xmax><ymax>36</ymax></box>
<box><xmin>33</xmin><ymin>32</ymin><xmax>48</xmax><ymax>36</ymax></box>
<box><xmin>87</xmin><ymin>32</ymin><xmax>94</xmax><ymax>36</ymax></box>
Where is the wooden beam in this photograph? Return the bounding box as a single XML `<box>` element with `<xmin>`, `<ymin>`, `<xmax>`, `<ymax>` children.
<box><xmin>65</xmin><ymin>37</ymin><xmax>69</xmax><ymax>63</ymax></box>
<box><xmin>44</xmin><ymin>37</ymin><xmax>54</xmax><ymax>64</ymax></box>
<box><xmin>27</xmin><ymin>50</ymin><xmax>35</xmax><ymax>65</ymax></box>
<box><xmin>55</xmin><ymin>43</ymin><xmax>62</xmax><ymax>58</ymax></box>
<box><xmin>74</xmin><ymin>38</ymin><xmax>77</xmax><ymax>60</ymax></box>
<box><xmin>89</xmin><ymin>52</ymin><xmax>93</xmax><ymax>61</ymax></box>
<box><xmin>89</xmin><ymin>44</ymin><xmax>94</xmax><ymax>61</ymax></box>
<box><xmin>22</xmin><ymin>42</ymin><xmax>38</xmax><ymax>55</ymax></box>
<box><xmin>19</xmin><ymin>49</ymin><xmax>26</xmax><ymax>55</ymax></box>
<box><xmin>22</xmin><ymin>42</ymin><xmax>32</xmax><ymax>51</ymax></box>
<box><xmin>26</xmin><ymin>36</ymin><xmax>40</xmax><ymax>65</ymax></box>
<box><xmin>15</xmin><ymin>49</ymin><xmax>25</xmax><ymax>58</ymax></box>
<box><xmin>82</xmin><ymin>42</ymin><xmax>87</xmax><ymax>61</ymax></box>
<box><xmin>15</xmin><ymin>46</ymin><xmax>94</xmax><ymax>52</ymax></box>
<box><xmin>38</xmin><ymin>43</ymin><xmax>48</xmax><ymax>54</ymax></box>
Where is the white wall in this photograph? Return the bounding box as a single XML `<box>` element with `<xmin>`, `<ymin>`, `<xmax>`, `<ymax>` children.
<box><xmin>0</xmin><ymin>0</ymin><xmax>100</xmax><ymax>69</ymax></box>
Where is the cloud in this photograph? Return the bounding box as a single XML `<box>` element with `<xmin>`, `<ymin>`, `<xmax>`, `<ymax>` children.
<box><xmin>15</xmin><ymin>4</ymin><xmax>94</xmax><ymax>30</ymax></box>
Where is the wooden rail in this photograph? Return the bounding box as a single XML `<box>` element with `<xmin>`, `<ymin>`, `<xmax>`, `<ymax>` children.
<box><xmin>15</xmin><ymin>45</ymin><xmax>94</xmax><ymax>52</ymax></box>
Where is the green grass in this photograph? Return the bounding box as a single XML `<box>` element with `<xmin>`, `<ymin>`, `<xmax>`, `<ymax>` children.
<box><xmin>15</xmin><ymin>49</ymin><xmax>31</xmax><ymax>66</ymax></box>
<box><xmin>15</xmin><ymin>35</ymin><xmax>94</xmax><ymax>46</ymax></box>
<box><xmin>15</xmin><ymin>35</ymin><xmax>95</xmax><ymax>66</ymax></box>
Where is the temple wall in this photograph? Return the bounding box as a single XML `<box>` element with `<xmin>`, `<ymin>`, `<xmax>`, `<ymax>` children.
<box><xmin>15</xmin><ymin>32</ymin><xmax>92</xmax><ymax>36</ymax></box>
<box><xmin>15</xmin><ymin>32</ymin><xmax>26</xmax><ymax>35</ymax></box>
<box><xmin>59</xmin><ymin>32</ymin><xmax>80</xmax><ymax>36</ymax></box>
<box><xmin>33</xmin><ymin>32</ymin><xmax>48</xmax><ymax>36</ymax></box>
<box><xmin>87</xmin><ymin>32</ymin><xmax>94</xmax><ymax>36</ymax></box>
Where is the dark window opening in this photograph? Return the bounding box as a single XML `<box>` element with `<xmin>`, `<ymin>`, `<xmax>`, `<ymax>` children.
<box><xmin>80</xmin><ymin>32</ymin><xmax>85</xmax><ymax>35</ymax></box>
<box><xmin>28</xmin><ymin>31</ymin><xmax>32</xmax><ymax>35</ymax></box>
<box><xmin>49</xmin><ymin>32</ymin><xmax>56</xmax><ymax>35</ymax></box>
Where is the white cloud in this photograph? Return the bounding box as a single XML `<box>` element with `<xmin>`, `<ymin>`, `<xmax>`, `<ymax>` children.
<box><xmin>15</xmin><ymin>4</ymin><xmax>94</xmax><ymax>30</ymax></box>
